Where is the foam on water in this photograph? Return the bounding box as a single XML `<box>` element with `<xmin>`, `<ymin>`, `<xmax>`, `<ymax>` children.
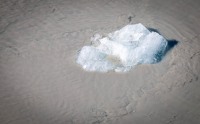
<box><xmin>76</xmin><ymin>23</ymin><xmax>168</xmax><ymax>72</ymax></box>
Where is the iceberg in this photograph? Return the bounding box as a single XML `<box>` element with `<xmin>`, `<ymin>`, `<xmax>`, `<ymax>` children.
<box><xmin>76</xmin><ymin>23</ymin><xmax>168</xmax><ymax>72</ymax></box>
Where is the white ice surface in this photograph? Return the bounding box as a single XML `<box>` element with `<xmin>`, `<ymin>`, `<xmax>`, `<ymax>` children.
<box><xmin>76</xmin><ymin>23</ymin><xmax>168</xmax><ymax>72</ymax></box>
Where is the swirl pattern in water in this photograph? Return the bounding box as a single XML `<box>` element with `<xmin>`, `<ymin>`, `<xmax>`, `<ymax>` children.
<box><xmin>76</xmin><ymin>23</ymin><xmax>168</xmax><ymax>72</ymax></box>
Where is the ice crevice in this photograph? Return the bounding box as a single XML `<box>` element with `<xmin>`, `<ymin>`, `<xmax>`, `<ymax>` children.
<box><xmin>76</xmin><ymin>23</ymin><xmax>168</xmax><ymax>72</ymax></box>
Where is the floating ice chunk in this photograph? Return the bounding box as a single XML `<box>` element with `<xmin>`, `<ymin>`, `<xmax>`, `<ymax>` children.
<box><xmin>76</xmin><ymin>23</ymin><xmax>168</xmax><ymax>72</ymax></box>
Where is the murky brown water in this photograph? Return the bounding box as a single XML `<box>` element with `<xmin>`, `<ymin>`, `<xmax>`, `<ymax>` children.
<box><xmin>0</xmin><ymin>0</ymin><xmax>200</xmax><ymax>124</ymax></box>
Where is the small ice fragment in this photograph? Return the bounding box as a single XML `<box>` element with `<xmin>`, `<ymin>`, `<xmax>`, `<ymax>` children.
<box><xmin>76</xmin><ymin>23</ymin><xmax>168</xmax><ymax>72</ymax></box>
<box><xmin>91</xmin><ymin>34</ymin><xmax>102</xmax><ymax>46</ymax></box>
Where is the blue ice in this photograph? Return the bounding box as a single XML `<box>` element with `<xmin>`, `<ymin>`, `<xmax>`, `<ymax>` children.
<box><xmin>76</xmin><ymin>23</ymin><xmax>168</xmax><ymax>72</ymax></box>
